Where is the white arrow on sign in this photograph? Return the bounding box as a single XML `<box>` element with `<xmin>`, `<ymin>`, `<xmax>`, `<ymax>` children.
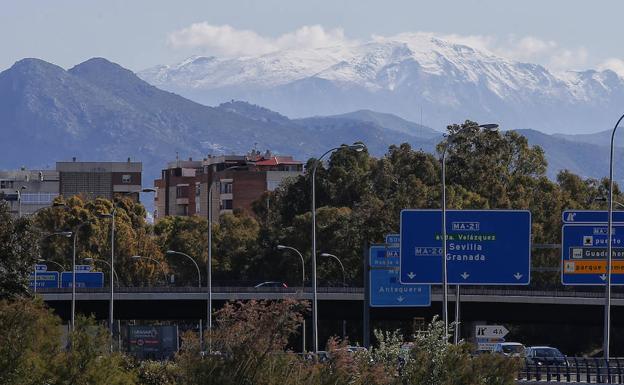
<box><xmin>407</xmin><ymin>272</ymin><xmax>416</xmax><ymax>279</ymax></box>
<box><xmin>397</xmin><ymin>296</ymin><xmax>405</xmax><ymax>303</ymax></box>
<box><xmin>600</xmin><ymin>274</ymin><xmax>607</xmax><ymax>281</ymax></box>
<box><xmin>475</xmin><ymin>325</ymin><xmax>509</xmax><ymax>339</ymax></box>
<box><xmin>514</xmin><ymin>272</ymin><xmax>523</xmax><ymax>280</ymax></box>
<box><xmin>460</xmin><ymin>272</ymin><xmax>470</xmax><ymax>280</ymax></box>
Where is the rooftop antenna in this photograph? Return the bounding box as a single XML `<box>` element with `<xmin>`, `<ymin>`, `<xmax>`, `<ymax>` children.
<box><xmin>176</xmin><ymin>151</ymin><xmax>179</xmax><ymax>167</ymax></box>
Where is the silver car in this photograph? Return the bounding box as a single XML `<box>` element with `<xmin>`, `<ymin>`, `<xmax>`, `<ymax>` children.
<box><xmin>493</xmin><ymin>342</ymin><xmax>525</xmax><ymax>357</ymax></box>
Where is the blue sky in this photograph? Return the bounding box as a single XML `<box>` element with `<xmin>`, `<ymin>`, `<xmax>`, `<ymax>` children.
<box><xmin>2</xmin><ymin>0</ymin><xmax>623</xmax><ymax>74</ymax></box>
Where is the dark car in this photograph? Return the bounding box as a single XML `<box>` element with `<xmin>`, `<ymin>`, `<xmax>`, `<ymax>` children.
<box><xmin>525</xmin><ymin>346</ymin><xmax>567</xmax><ymax>366</ymax></box>
<box><xmin>254</xmin><ymin>281</ymin><xmax>288</xmax><ymax>288</ymax></box>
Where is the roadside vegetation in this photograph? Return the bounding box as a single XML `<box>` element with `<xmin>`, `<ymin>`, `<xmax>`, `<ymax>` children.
<box><xmin>0</xmin><ymin>298</ymin><xmax>519</xmax><ymax>385</ymax></box>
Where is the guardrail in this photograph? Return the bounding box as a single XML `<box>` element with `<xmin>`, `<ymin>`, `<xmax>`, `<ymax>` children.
<box><xmin>33</xmin><ymin>286</ymin><xmax>624</xmax><ymax>298</ymax></box>
<box><xmin>519</xmin><ymin>357</ymin><xmax>624</xmax><ymax>383</ymax></box>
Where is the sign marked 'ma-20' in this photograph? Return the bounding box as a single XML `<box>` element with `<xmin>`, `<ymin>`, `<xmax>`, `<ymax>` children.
<box><xmin>369</xmin><ymin>245</ymin><xmax>430</xmax><ymax>307</ymax></box>
<box><xmin>400</xmin><ymin>210</ymin><xmax>531</xmax><ymax>285</ymax></box>
<box><xmin>562</xmin><ymin>223</ymin><xmax>624</xmax><ymax>285</ymax></box>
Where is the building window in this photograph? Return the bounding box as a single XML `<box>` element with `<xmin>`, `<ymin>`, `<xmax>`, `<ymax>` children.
<box><xmin>122</xmin><ymin>174</ymin><xmax>132</xmax><ymax>184</ymax></box>
<box><xmin>267</xmin><ymin>180</ymin><xmax>280</xmax><ymax>191</ymax></box>
<box><xmin>176</xmin><ymin>186</ymin><xmax>188</xmax><ymax>198</ymax></box>
<box><xmin>221</xmin><ymin>199</ymin><xmax>233</xmax><ymax>210</ymax></box>
<box><xmin>21</xmin><ymin>193</ymin><xmax>59</xmax><ymax>205</ymax></box>
<box><xmin>220</xmin><ymin>182</ymin><xmax>233</xmax><ymax>194</ymax></box>
<box><xmin>0</xmin><ymin>180</ymin><xmax>14</xmax><ymax>189</ymax></box>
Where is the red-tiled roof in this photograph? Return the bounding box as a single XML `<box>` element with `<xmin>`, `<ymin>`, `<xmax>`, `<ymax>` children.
<box><xmin>254</xmin><ymin>156</ymin><xmax>302</xmax><ymax>166</ymax></box>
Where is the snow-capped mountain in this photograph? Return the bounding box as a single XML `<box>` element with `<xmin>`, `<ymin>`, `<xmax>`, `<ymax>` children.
<box><xmin>139</xmin><ymin>34</ymin><xmax>624</xmax><ymax>134</ymax></box>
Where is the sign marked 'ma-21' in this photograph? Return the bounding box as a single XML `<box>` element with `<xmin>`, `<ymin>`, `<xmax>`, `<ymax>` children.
<box><xmin>369</xmin><ymin>245</ymin><xmax>430</xmax><ymax>307</ymax></box>
<box><xmin>562</xmin><ymin>223</ymin><xmax>624</xmax><ymax>285</ymax></box>
<box><xmin>400</xmin><ymin>210</ymin><xmax>531</xmax><ymax>285</ymax></box>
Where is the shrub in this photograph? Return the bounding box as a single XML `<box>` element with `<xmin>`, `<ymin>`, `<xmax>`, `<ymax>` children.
<box><xmin>0</xmin><ymin>298</ymin><xmax>61</xmax><ymax>385</ymax></box>
<box><xmin>49</xmin><ymin>316</ymin><xmax>137</xmax><ymax>385</ymax></box>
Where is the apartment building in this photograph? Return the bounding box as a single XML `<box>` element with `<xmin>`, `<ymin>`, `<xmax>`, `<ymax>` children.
<box><xmin>154</xmin><ymin>152</ymin><xmax>303</xmax><ymax>222</ymax></box>
<box><xmin>0</xmin><ymin>169</ymin><xmax>60</xmax><ymax>216</ymax></box>
<box><xmin>57</xmin><ymin>158</ymin><xmax>143</xmax><ymax>201</ymax></box>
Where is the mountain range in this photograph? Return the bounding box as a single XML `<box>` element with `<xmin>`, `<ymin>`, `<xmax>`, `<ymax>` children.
<box><xmin>0</xmin><ymin>58</ymin><xmax>431</xmax><ymax>181</ymax></box>
<box><xmin>0</xmin><ymin>56</ymin><xmax>622</xmax><ymax>190</ymax></box>
<box><xmin>139</xmin><ymin>33</ymin><xmax>624</xmax><ymax>136</ymax></box>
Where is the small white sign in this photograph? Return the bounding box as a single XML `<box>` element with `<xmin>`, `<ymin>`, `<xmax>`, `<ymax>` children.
<box><xmin>475</xmin><ymin>325</ymin><xmax>509</xmax><ymax>339</ymax></box>
<box><xmin>74</xmin><ymin>264</ymin><xmax>92</xmax><ymax>272</ymax></box>
<box><xmin>476</xmin><ymin>337</ymin><xmax>505</xmax><ymax>351</ymax></box>
<box><xmin>35</xmin><ymin>264</ymin><xmax>47</xmax><ymax>272</ymax></box>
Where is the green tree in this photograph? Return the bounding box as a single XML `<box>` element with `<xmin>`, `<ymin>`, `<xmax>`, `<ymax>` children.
<box><xmin>0</xmin><ymin>298</ymin><xmax>61</xmax><ymax>385</ymax></box>
<box><xmin>0</xmin><ymin>202</ymin><xmax>41</xmax><ymax>299</ymax></box>
<box><xmin>212</xmin><ymin>212</ymin><xmax>261</xmax><ymax>282</ymax></box>
<box><xmin>154</xmin><ymin>216</ymin><xmax>208</xmax><ymax>286</ymax></box>
<box><xmin>35</xmin><ymin>196</ymin><xmax>166</xmax><ymax>287</ymax></box>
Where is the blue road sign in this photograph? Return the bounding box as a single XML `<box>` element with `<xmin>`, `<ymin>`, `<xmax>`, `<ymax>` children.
<box><xmin>400</xmin><ymin>210</ymin><xmax>531</xmax><ymax>285</ymax></box>
<box><xmin>562</xmin><ymin>223</ymin><xmax>624</xmax><ymax>285</ymax></box>
<box><xmin>61</xmin><ymin>271</ymin><xmax>104</xmax><ymax>288</ymax></box>
<box><xmin>562</xmin><ymin>210</ymin><xmax>624</xmax><ymax>224</ymax></box>
<box><xmin>29</xmin><ymin>271</ymin><xmax>59</xmax><ymax>289</ymax></box>
<box><xmin>385</xmin><ymin>234</ymin><xmax>400</xmax><ymax>244</ymax></box>
<box><xmin>369</xmin><ymin>245</ymin><xmax>430</xmax><ymax>307</ymax></box>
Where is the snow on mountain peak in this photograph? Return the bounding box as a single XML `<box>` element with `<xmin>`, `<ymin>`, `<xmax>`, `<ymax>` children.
<box><xmin>137</xmin><ymin>34</ymin><xmax>624</xmax><ymax>135</ymax></box>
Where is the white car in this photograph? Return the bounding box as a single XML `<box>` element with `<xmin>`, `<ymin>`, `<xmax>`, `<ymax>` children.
<box><xmin>493</xmin><ymin>342</ymin><xmax>525</xmax><ymax>357</ymax></box>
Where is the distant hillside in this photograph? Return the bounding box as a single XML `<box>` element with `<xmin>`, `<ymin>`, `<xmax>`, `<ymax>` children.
<box><xmin>294</xmin><ymin>115</ymin><xmax>439</xmax><ymax>155</ymax></box>
<box><xmin>515</xmin><ymin>129</ymin><xmax>622</xmax><ymax>180</ymax></box>
<box><xmin>328</xmin><ymin>109</ymin><xmax>440</xmax><ymax>138</ymax></box>
<box><xmin>554</xmin><ymin>129</ymin><xmax>624</xmax><ymax>148</ymax></box>
<box><xmin>0</xmin><ymin>58</ymin><xmax>317</xmax><ymax>171</ymax></box>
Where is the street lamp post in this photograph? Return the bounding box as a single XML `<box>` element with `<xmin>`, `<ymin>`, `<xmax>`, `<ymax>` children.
<box><xmin>83</xmin><ymin>258</ymin><xmax>120</xmax><ymax>286</ymax></box>
<box><xmin>98</xmin><ymin>208</ymin><xmax>116</xmax><ymax>351</ymax></box>
<box><xmin>70</xmin><ymin>222</ymin><xmax>90</xmax><ymax>332</ymax></box>
<box><xmin>311</xmin><ymin>143</ymin><xmax>365</xmax><ymax>353</ymax></box>
<box><xmin>277</xmin><ymin>245</ymin><xmax>306</xmax><ymax>352</ymax></box>
<box><xmin>16</xmin><ymin>186</ymin><xmax>26</xmax><ymax>218</ymax></box>
<box><xmin>604</xmin><ymin>113</ymin><xmax>624</xmax><ymax>359</ymax></box>
<box><xmin>130</xmin><ymin>255</ymin><xmax>168</xmax><ymax>283</ymax></box>
<box><xmin>320</xmin><ymin>253</ymin><xmax>347</xmax><ymax>339</ymax></box>
<box><xmin>206</xmin><ymin>165</ymin><xmax>243</xmax><ymax>335</ymax></box>
<box><xmin>98</xmin><ymin>188</ymin><xmax>154</xmax><ymax>352</ymax></box>
<box><xmin>166</xmin><ymin>250</ymin><xmax>203</xmax><ymax>347</ymax></box>
<box><xmin>37</xmin><ymin>258</ymin><xmax>67</xmax><ymax>272</ymax></box>
<box><xmin>594</xmin><ymin>197</ymin><xmax>624</xmax><ymax>209</ymax></box>
<box><xmin>441</xmin><ymin>124</ymin><xmax>497</xmax><ymax>343</ymax></box>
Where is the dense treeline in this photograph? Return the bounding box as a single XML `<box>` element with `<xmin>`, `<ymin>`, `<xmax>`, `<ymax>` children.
<box><xmin>1</xmin><ymin>120</ymin><xmax>620</xmax><ymax>296</ymax></box>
